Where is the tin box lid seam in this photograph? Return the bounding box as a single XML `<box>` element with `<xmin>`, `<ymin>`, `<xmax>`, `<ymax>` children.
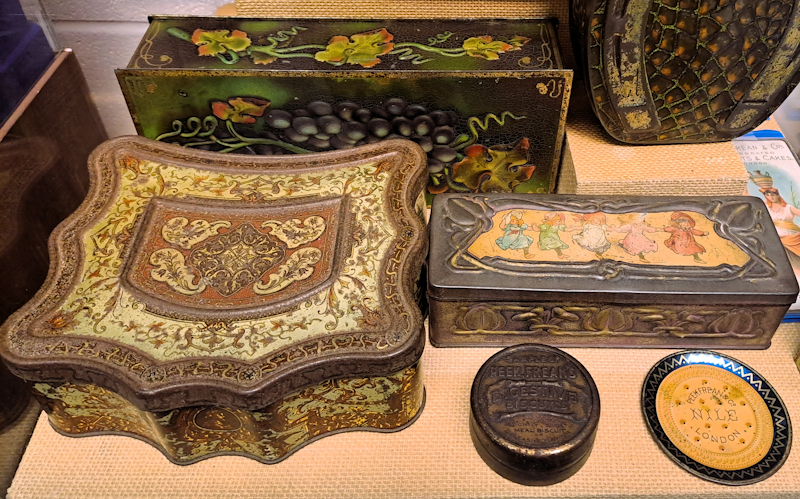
<box><xmin>427</xmin><ymin>285</ymin><xmax>799</xmax><ymax>306</ymax></box>
<box><xmin>470</xmin><ymin>414</ymin><xmax>598</xmax><ymax>471</ymax></box>
<box><xmin>428</xmin><ymin>193</ymin><xmax>799</xmax><ymax>306</ymax></box>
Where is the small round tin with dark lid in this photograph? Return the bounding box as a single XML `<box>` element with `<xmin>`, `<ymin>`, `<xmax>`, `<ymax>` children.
<box><xmin>470</xmin><ymin>344</ymin><xmax>600</xmax><ymax>485</ymax></box>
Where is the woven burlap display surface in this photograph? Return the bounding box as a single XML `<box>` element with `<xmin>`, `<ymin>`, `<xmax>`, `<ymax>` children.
<box><xmin>555</xmin><ymin>137</ymin><xmax>576</xmax><ymax>194</ymax></box>
<box><xmin>559</xmin><ymin>89</ymin><xmax>751</xmax><ymax>196</ymax></box>
<box><xmin>0</xmin><ymin>400</ymin><xmax>40</xmax><ymax>497</ymax></box>
<box><xmin>9</xmin><ymin>322</ymin><xmax>800</xmax><ymax>499</ymax></box>
<box><xmin>233</xmin><ymin>0</ymin><xmax>575</xmax><ymax>69</ymax></box>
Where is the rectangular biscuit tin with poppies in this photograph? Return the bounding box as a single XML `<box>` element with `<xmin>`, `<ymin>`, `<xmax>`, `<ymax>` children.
<box><xmin>117</xmin><ymin>16</ymin><xmax>571</xmax><ymax>202</ymax></box>
<box><xmin>0</xmin><ymin>137</ymin><xmax>429</xmax><ymax>464</ymax></box>
<box><xmin>427</xmin><ymin>193</ymin><xmax>798</xmax><ymax>348</ymax></box>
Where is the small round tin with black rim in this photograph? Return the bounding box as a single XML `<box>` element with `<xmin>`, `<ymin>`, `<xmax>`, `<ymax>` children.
<box><xmin>642</xmin><ymin>350</ymin><xmax>792</xmax><ymax>485</ymax></box>
<box><xmin>470</xmin><ymin>344</ymin><xmax>600</xmax><ymax>485</ymax></box>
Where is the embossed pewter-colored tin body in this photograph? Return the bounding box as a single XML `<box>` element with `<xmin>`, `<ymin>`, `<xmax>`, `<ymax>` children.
<box><xmin>470</xmin><ymin>344</ymin><xmax>599</xmax><ymax>485</ymax></box>
<box><xmin>0</xmin><ymin>137</ymin><xmax>429</xmax><ymax>464</ymax></box>
<box><xmin>428</xmin><ymin>193</ymin><xmax>798</xmax><ymax>348</ymax></box>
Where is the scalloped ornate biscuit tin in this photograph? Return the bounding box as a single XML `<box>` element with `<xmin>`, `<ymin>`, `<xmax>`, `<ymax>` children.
<box><xmin>0</xmin><ymin>137</ymin><xmax>429</xmax><ymax>464</ymax></box>
<box><xmin>116</xmin><ymin>16</ymin><xmax>571</xmax><ymax>201</ymax></box>
<box><xmin>428</xmin><ymin>193</ymin><xmax>798</xmax><ymax>348</ymax></box>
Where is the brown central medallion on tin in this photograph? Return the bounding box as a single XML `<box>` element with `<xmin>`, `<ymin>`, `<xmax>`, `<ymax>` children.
<box><xmin>189</xmin><ymin>222</ymin><xmax>285</xmax><ymax>297</ymax></box>
<box><xmin>122</xmin><ymin>195</ymin><xmax>347</xmax><ymax>321</ymax></box>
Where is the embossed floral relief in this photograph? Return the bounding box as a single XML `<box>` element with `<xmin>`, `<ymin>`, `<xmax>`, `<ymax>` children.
<box><xmin>33</xmin><ymin>383</ymin><xmax>155</xmax><ymax>436</ymax></box>
<box><xmin>450</xmin><ymin>138</ymin><xmax>534</xmax><ymax>193</ymax></box>
<box><xmin>314</xmin><ymin>29</ymin><xmax>395</xmax><ymax>68</ymax></box>
<box><xmin>211</xmin><ymin>97</ymin><xmax>269</xmax><ymax>124</ymax></box>
<box><xmin>150</xmin><ymin>248</ymin><xmax>207</xmax><ymax>295</ymax></box>
<box><xmin>462</xmin><ymin>34</ymin><xmax>527</xmax><ymax>60</ymax></box>
<box><xmin>262</xmin><ymin>216</ymin><xmax>326</xmax><ymax>248</ymax></box>
<box><xmin>191</xmin><ymin>29</ymin><xmax>251</xmax><ymax>57</ymax></box>
<box><xmin>152</xmin><ymin>24</ymin><xmax>543</xmax><ymax>198</ymax></box>
<box><xmin>33</xmin><ymin>364</ymin><xmax>422</xmax><ymax>463</ymax></box>
<box><xmin>48</xmin><ymin>158</ymin><xmax>400</xmax><ymax>361</ymax></box>
<box><xmin>156</xmin><ymin>95</ymin><xmax>535</xmax><ymax>199</ymax></box>
<box><xmin>253</xmin><ymin>247</ymin><xmax>322</xmax><ymax>295</ymax></box>
<box><xmin>135</xmin><ymin>213</ymin><xmax>328</xmax><ymax>301</ymax></box>
<box><xmin>454</xmin><ymin>303</ymin><xmax>765</xmax><ymax>339</ymax></box>
<box><xmin>161</xmin><ymin>217</ymin><xmax>230</xmax><ymax>249</ymax></box>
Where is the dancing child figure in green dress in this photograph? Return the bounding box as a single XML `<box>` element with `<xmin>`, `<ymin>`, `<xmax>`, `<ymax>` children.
<box><xmin>495</xmin><ymin>211</ymin><xmax>535</xmax><ymax>257</ymax></box>
<box><xmin>532</xmin><ymin>212</ymin><xmax>569</xmax><ymax>259</ymax></box>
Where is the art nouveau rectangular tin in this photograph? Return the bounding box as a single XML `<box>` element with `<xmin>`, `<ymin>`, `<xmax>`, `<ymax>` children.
<box><xmin>0</xmin><ymin>137</ymin><xmax>429</xmax><ymax>463</ymax></box>
<box><xmin>116</xmin><ymin>17</ymin><xmax>571</xmax><ymax>201</ymax></box>
<box><xmin>427</xmin><ymin>194</ymin><xmax>798</xmax><ymax>348</ymax></box>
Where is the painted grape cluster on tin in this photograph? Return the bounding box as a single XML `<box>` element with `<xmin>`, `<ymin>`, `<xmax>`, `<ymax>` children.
<box><xmin>117</xmin><ymin>18</ymin><xmax>572</xmax><ymax>201</ymax></box>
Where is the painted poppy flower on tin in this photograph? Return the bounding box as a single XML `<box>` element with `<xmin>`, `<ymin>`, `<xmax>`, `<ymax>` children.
<box><xmin>211</xmin><ymin>97</ymin><xmax>270</xmax><ymax>124</ymax></box>
<box><xmin>191</xmin><ymin>29</ymin><xmax>251</xmax><ymax>56</ymax></box>
<box><xmin>314</xmin><ymin>29</ymin><xmax>394</xmax><ymax>68</ymax></box>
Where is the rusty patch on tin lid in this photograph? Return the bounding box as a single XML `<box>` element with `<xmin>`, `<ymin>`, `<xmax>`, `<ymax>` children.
<box><xmin>470</xmin><ymin>344</ymin><xmax>599</xmax><ymax>485</ymax></box>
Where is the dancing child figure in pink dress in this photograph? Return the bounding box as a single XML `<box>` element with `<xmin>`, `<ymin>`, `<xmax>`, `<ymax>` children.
<box><xmin>617</xmin><ymin>213</ymin><xmax>658</xmax><ymax>262</ymax></box>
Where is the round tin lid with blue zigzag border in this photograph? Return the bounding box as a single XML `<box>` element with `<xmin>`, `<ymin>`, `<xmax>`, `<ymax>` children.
<box><xmin>642</xmin><ymin>350</ymin><xmax>792</xmax><ymax>485</ymax></box>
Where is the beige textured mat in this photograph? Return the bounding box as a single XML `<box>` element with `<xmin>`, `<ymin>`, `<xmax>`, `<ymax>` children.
<box><xmin>555</xmin><ymin>136</ymin><xmax>576</xmax><ymax>194</ymax></box>
<box><xmin>9</xmin><ymin>323</ymin><xmax>800</xmax><ymax>499</ymax></box>
<box><xmin>560</xmin><ymin>89</ymin><xmax>750</xmax><ymax>196</ymax></box>
<box><xmin>0</xmin><ymin>400</ymin><xmax>40</xmax><ymax>497</ymax></box>
<box><xmin>233</xmin><ymin>0</ymin><xmax>576</xmax><ymax>69</ymax></box>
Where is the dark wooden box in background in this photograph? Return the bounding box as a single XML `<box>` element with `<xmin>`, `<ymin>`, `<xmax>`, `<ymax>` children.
<box><xmin>0</xmin><ymin>48</ymin><xmax>107</xmax><ymax>495</ymax></box>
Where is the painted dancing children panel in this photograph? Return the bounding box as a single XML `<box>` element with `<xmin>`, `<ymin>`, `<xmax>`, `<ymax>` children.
<box><xmin>468</xmin><ymin>209</ymin><xmax>750</xmax><ymax>268</ymax></box>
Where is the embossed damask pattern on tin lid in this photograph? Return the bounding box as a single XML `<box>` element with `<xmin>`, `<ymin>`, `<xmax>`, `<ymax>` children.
<box><xmin>122</xmin><ymin>195</ymin><xmax>347</xmax><ymax>321</ymax></box>
<box><xmin>0</xmin><ymin>137</ymin><xmax>428</xmax><ymax>412</ymax></box>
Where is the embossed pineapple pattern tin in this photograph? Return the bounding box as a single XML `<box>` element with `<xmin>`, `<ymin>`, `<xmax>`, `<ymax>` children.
<box><xmin>0</xmin><ymin>137</ymin><xmax>429</xmax><ymax>464</ymax></box>
<box><xmin>571</xmin><ymin>0</ymin><xmax>800</xmax><ymax>143</ymax></box>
